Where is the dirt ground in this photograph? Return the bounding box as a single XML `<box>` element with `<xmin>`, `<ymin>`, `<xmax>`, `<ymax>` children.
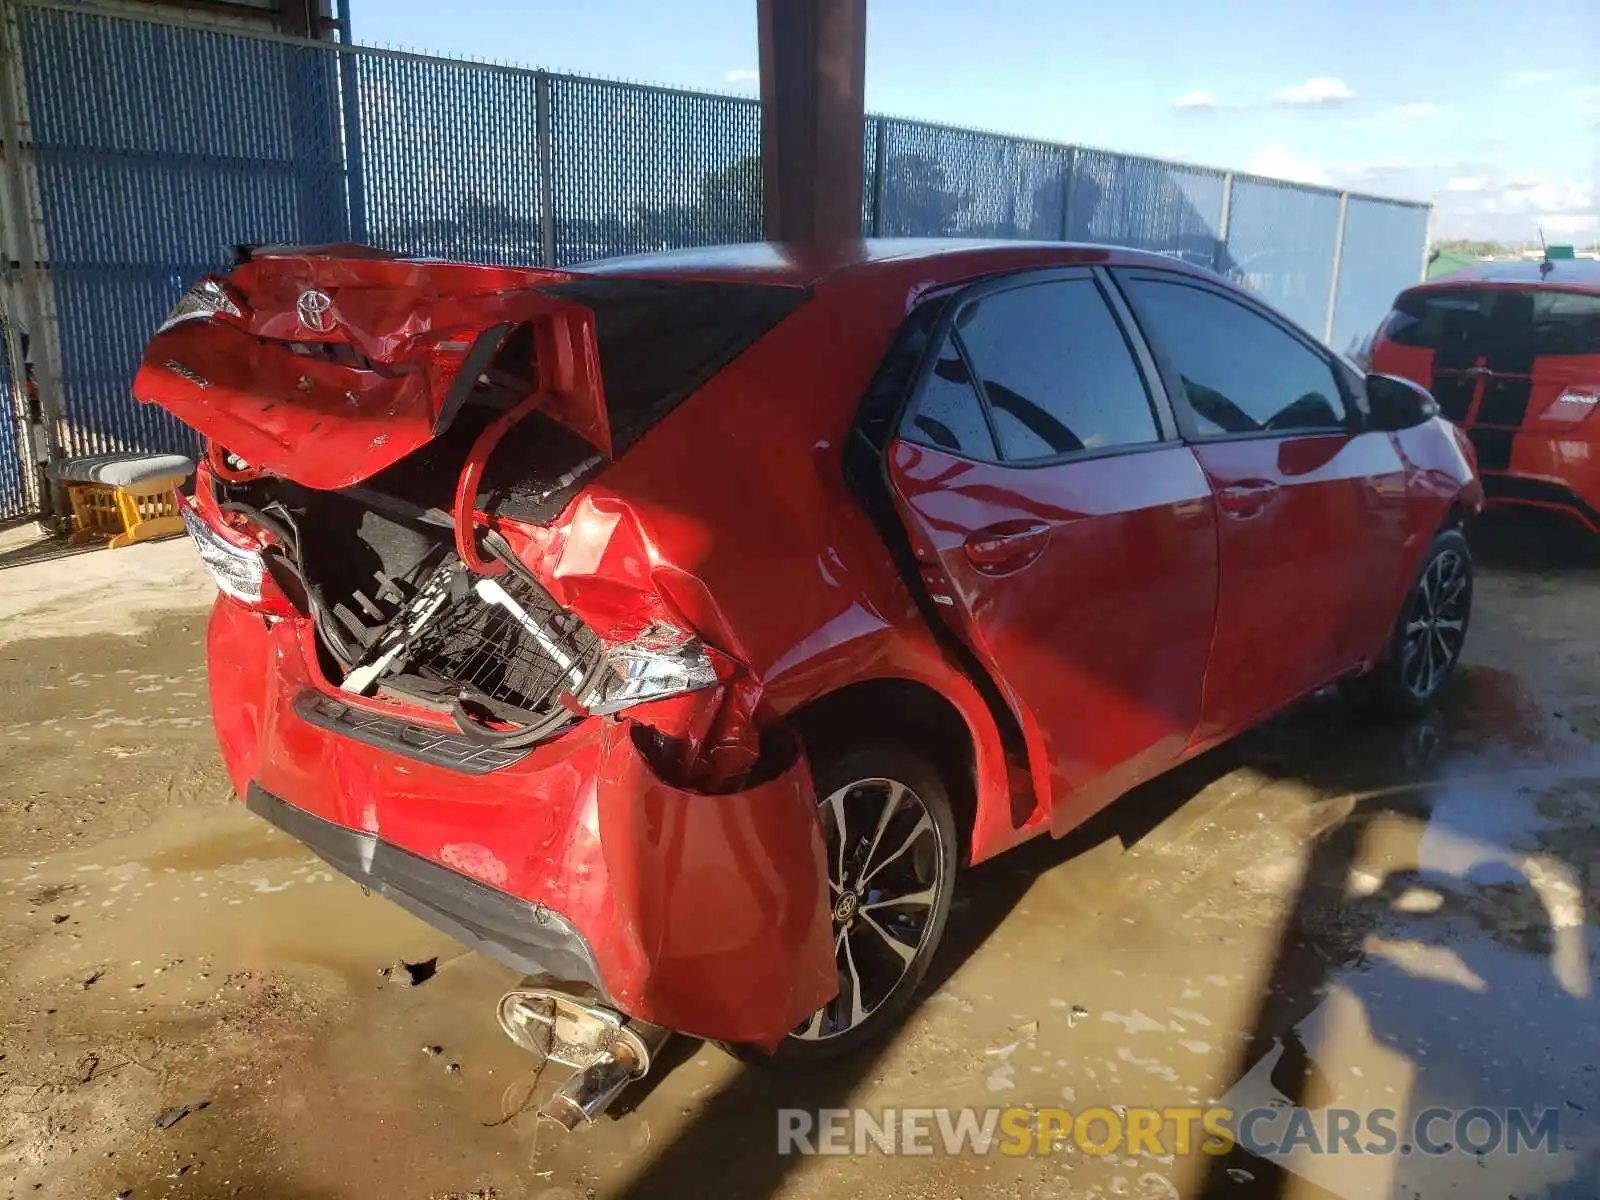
<box><xmin>0</xmin><ymin>514</ymin><xmax>1596</xmax><ymax>1200</ymax></box>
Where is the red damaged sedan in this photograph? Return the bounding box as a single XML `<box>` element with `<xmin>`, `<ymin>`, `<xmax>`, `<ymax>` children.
<box><xmin>135</xmin><ymin>240</ymin><xmax>1481</xmax><ymax>1115</ymax></box>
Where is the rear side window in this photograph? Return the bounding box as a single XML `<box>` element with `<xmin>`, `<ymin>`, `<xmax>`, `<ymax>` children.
<box><xmin>908</xmin><ymin>342</ymin><xmax>998</xmax><ymax>459</ymax></box>
<box><xmin>1383</xmin><ymin>287</ymin><xmax>1600</xmax><ymax>358</ymax></box>
<box><xmin>1125</xmin><ymin>279</ymin><xmax>1347</xmax><ymax>435</ymax></box>
<box><xmin>923</xmin><ymin>278</ymin><xmax>1160</xmax><ymax>461</ymax></box>
<box><xmin>546</xmin><ymin>278</ymin><xmax>809</xmax><ymax>446</ymax></box>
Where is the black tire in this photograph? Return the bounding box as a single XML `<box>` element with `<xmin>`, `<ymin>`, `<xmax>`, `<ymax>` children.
<box><xmin>722</xmin><ymin>740</ymin><xmax>959</xmax><ymax>1069</ymax></box>
<box><xmin>1346</xmin><ymin>528</ymin><xmax>1473</xmax><ymax>718</ymax></box>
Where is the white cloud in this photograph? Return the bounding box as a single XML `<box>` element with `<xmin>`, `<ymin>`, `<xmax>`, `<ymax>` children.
<box><xmin>1434</xmin><ymin>172</ymin><xmax>1598</xmax><ymax>241</ymax></box>
<box><xmin>1273</xmin><ymin>76</ymin><xmax>1356</xmax><ymax>106</ymax></box>
<box><xmin>1445</xmin><ymin>177</ymin><xmax>1487</xmax><ymax>192</ymax></box>
<box><xmin>1505</xmin><ymin>69</ymin><xmax>1556</xmax><ymax>86</ymax></box>
<box><xmin>1169</xmin><ymin>90</ymin><xmax>1243</xmax><ymax>111</ymax></box>
<box><xmin>724</xmin><ymin>68</ymin><xmax>759</xmax><ymax>85</ymax></box>
<box><xmin>1246</xmin><ymin>142</ymin><xmax>1331</xmax><ymax>186</ymax></box>
<box><xmin>1571</xmin><ymin>84</ymin><xmax>1600</xmax><ymax>115</ymax></box>
<box><xmin>1381</xmin><ymin>102</ymin><xmax>1449</xmax><ymax>122</ymax></box>
<box><xmin>1540</xmin><ymin>214</ymin><xmax>1598</xmax><ymax>235</ymax></box>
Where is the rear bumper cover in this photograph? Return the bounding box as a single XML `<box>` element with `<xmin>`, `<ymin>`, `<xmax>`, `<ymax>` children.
<box><xmin>1481</xmin><ymin>472</ymin><xmax>1600</xmax><ymax>531</ymax></box>
<box><xmin>245</xmin><ymin>782</ymin><xmax>606</xmax><ymax>992</ymax></box>
<box><xmin>209</xmin><ymin>599</ymin><xmax>836</xmax><ymax>1046</ymax></box>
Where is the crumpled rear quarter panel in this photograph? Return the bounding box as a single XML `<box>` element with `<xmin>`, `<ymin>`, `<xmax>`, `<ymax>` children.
<box><xmin>206</xmin><ymin>599</ymin><xmax>836</xmax><ymax>1045</ymax></box>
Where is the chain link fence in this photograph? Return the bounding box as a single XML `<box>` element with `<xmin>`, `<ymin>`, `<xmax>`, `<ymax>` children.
<box><xmin>0</xmin><ymin>0</ymin><xmax>1430</xmax><ymax>518</ymax></box>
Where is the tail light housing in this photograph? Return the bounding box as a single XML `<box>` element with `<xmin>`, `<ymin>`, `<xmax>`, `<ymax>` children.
<box><xmin>588</xmin><ymin>624</ymin><xmax>719</xmax><ymax>716</ymax></box>
<box><xmin>180</xmin><ymin>492</ymin><xmax>299</xmax><ymax>618</ymax></box>
<box><xmin>156</xmin><ymin>278</ymin><xmax>243</xmax><ymax>334</ymax></box>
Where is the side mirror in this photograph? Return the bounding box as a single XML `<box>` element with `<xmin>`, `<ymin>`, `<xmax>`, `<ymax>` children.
<box><xmin>1365</xmin><ymin>372</ymin><xmax>1439</xmax><ymax>431</ymax></box>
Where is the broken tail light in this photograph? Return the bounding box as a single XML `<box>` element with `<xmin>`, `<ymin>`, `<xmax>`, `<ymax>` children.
<box><xmin>180</xmin><ymin>495</ymin><xmax>298</xmax><ymax>619</ymax></box>
<box><xmin>588</xmin><ymin>624</ymin><xmax>718</xmax><ymax>716</ymax></box>
<box><xmin>156</xmin><ymin>278</ymin><xmax>243</xmax><ymax>335</ymax></box>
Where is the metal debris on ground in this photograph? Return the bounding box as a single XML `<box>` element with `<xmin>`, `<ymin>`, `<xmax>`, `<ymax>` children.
<box><xmin>379</xmin><ymin>957</ymin><xmax>438</xmax><ymax>986</ymax></box>
<box><xmin>153</xmin><ymin>1100</ymin><xmax>209</xmax><ymax>1130</ymax></box>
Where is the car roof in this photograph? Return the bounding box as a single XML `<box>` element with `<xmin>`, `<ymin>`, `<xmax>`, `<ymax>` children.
<box><xmin>1412</xmin><ymin>257</ymin><xmax>1600</xmax><ymax>292</ymax></box>
<box><xmin>572</xmin><ymin>238</ymin><xmax>1217</xmax><ymax>288</ymax></box>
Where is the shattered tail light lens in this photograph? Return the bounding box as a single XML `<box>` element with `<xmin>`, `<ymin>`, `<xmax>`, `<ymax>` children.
<box><xmin>181</xmin><ymin>501</ymin><xmax>265</xmax><ymax>604</ymax></box>
<box><xmin>588</xmin><ymin>624</ymin><xmax>718</xmax><ymax>716</ymax></box>
<box><xmin>156</xmin><ymin>278</ymin><xmax>242</xmax><ymax>335</ymax></box>
<box><xmin>180</xmin><ymin>499</ymin><xmax>297</xmax><ymax>617</ymax></box>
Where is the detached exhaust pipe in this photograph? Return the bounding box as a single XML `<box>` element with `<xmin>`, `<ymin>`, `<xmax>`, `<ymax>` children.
<box><xmin>497</xmin><ymin>984</ymin><xmax>670</xmax><ymax>1130</ymax></box>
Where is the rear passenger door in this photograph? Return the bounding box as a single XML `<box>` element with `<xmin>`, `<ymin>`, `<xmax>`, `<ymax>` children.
<box><xmin>884</xmin><ymin>268</ymin><xmax>1219</xmax><ymax>834</ymax></box>
<box><xmin>1114</xmin><ymin>270</ymin><xmax>1408</xmax><ymax>743</ymax></box>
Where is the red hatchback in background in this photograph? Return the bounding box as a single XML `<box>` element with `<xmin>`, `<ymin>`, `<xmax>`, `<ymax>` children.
<box><xmin>1371</xmin><ymin>257</ymin><xmax>1600</xmax><ymax>531</ymax></box>
<box><xmin>134</xmin><ymin>240</ymin><xmax>1480</xmax><ymax>1119</ymax></box>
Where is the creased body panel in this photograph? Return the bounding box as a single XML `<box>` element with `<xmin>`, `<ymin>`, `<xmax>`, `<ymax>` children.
<box><xmin>206</xmin><ymin>599</ymin><xmax>836</xmax><ymax>1045</ymax></box>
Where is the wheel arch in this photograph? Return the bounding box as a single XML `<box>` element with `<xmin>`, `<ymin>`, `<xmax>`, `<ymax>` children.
<box><xmin>785</xmin><ymin>677</ymin><xmax>987</xmax><ymax>862</ymax></box>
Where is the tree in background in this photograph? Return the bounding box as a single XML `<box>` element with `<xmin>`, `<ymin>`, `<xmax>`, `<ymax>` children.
<box><xmin>878</xmin><ymin>153</ymin><xmax>968</xmax><ymax>236</ymax></box>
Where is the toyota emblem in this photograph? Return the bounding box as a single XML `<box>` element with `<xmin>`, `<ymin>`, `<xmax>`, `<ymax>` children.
<box><xmin>297</xmin><ymin>288</ymin><xmax>334</xmax><ymax>333</ymax></box>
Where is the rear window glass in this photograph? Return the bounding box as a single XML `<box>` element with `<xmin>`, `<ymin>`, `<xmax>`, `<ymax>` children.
<box><xmin>1383</xmin><ymin>287</ymin><xmax>1600</xmax><ymax>357</ymax></box>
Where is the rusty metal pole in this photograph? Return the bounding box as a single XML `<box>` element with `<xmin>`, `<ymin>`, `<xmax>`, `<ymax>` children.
<box><xmin>756</xmin><ymin>0</ymin><xmax>866</xmax><ymax>243</ymax></box>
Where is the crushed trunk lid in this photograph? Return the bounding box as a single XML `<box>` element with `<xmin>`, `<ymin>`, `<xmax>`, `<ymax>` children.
<box><xmin>133</xmin><ymin>247</ymin><xmax>611</xmax><ymax>490</ymax></box>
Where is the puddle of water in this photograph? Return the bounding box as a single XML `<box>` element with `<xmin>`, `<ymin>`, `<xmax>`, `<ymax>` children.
<box><xmin>140</xmin><ymin>823</ymin><xmax>305</xmax><ymax>873</ymax></box>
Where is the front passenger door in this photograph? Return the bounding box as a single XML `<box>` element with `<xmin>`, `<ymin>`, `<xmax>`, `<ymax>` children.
<box><xmin>1115</xmin><ymin>272</ymin><xmax>1408</xmax><ymax>745</ymax></box>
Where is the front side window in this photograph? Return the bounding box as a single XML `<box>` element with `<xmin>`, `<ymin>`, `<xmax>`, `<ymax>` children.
<box><xmin>1125</xmin><ymin>279</ymin><xmax>1348</xmax><ymax>436</ymax></box>
<box><xmin>952</xmin><ymin>279</ymin><xmax>1160</xmax><ymax>461</ymax></box>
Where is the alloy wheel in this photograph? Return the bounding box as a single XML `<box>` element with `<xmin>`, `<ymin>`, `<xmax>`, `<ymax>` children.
<box><xmin>1401</xmin><ymin>547</ymin><xmax>1470</xmax><ymax>700</ymax></box>
<box><xmin>791</xmin><ymin>777</ymin><xmax>948</xmax><ymax>1042</ymax></box>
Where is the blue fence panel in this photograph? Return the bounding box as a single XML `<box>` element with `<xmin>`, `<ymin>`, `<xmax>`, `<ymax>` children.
<box><xmin>877</xmin><ymin>119</ymin><xmax>1066</xmax><ymax>239</ymax></box>
<box><xmin>16</xmin><ymin>4</ymin><xmax>348</xmax><ymax>459</ymax></box>
<box><xmin>357</xmin><ymin>55</ymin><xmax>543</xmax><ymax>264</ymax></box>
<box><xmin>0</xmin><ymin>328</ymin><xmax>25</xmax><ymax>520</ymax></box>
<box><xmin>1223</xmin><ymin>175</ymin><xmax>1344</xmax><ymax>337</ymax></box>
<box><xmin>549</xmin><ymin>76</ymin><xmax>761</xmax><ymax>265</ymax></box>
<box><xmin>4</xmin><ymin>1</ymin><xmax>1431</xmax><ymax>516</ymax></box>
<box><xmin>1067</xmin><ymin>150</ymin><xmax>1227</xmax><ymax>269</ymax></box>
<box><xmin>1330</xmin><ymin>197</ymin><xmax>1429</xmax><ymax>360</ymax></box>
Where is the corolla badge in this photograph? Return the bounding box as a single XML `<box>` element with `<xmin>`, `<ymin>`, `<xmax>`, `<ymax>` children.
<box><xmin>296</xmin><ymin>288</ymin><xmax>334</xmax><ymax>333</ymax></box>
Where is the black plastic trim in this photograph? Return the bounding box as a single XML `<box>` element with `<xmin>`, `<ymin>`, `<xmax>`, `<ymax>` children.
<box><xmin>245</xmin><ymin>783</ymin><xmax>606</xmax><ymax>993</ymax></box>
<box><xmin>432</xmin><ymin>321</ymin><xmax>514</xmax><ymax>434</ymax></box>
<box><xmin>1481</xmin><ymin>474</ymin><xmax>1600</xmax><ymax>529</ymax></box>
<box><xmin>293</xmin><ymin>690</ymin><xmax>533</xmax><ymax>774</ymax></box>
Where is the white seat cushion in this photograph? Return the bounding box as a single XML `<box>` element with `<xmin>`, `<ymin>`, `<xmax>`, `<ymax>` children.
<box><xmin>58</xmin><ymin>453</ymin><xmax>196</xmax><ymax>487</ymax></box>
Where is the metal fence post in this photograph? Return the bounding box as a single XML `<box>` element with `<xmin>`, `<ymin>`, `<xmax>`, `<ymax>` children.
<box><xmin>1323</xmin><ymin>190</ymin><xmax>1349</xmax><ymax>343</ymax></box>
<box><xmin>535</xmin><ymin>69</ymin><xmax>555</xmax><ymax>268</ymax></box>
<box><xmin>1058</xmin><ymin>145</ymin><xmax>1075</xmax><ymax>242</ymax></box>
<box><xmin>0</xmin><ymin>0</ymin><xmax>62</xmax><ymax>518</ymax></box>
<box><xmin>1420</xmin><ymin>200</ymin><xmax>1435</xmax><ymax>281</ymax></box>
<box><xmin>1213</xmin><ymin>170</ymin><xmax>1233</xmax><ymax>274</ymax></box>
<box><xmin>337</xmin><ymin>43</ymin><xmax>366</xmax><ymax>242</ymax></box>
<box><xmin>1063</xmin><ymin>145</ymin><xmax>1080</xmax><ymax>241</ymax></box>
<box><xmin>868</xmin><ymin>115</ymin><xmax>885</xmax><ymax>237</ymax></box>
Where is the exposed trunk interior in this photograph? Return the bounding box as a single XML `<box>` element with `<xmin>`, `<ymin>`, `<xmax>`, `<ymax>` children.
<box><xmin>220</xmin><ymin>476</ymin><xmax>604</xmax><ymax>746</ymax></box>
<box><xmin>147</xmin><ymin>255</ymin><xmax>813</xmax><ymax>749</ymax></box>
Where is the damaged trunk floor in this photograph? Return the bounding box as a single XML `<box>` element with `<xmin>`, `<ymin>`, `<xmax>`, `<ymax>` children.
<box><xmin>1</xmin><ymin>526</ymin><xmax>1597</xmax><ymax>1200</ymax></box>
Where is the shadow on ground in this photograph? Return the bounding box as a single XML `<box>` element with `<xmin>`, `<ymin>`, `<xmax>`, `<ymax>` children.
<box><xmin>610</xmin><ymin>636</ymin><xmax>1599</xmax><ymax>1198</ymax></box>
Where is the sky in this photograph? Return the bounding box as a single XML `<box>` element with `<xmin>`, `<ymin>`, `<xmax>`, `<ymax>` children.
<box><xmin>355</xmin><ymin>0</ymin><xmax>1599</xmax><ymax>244</ymax></box>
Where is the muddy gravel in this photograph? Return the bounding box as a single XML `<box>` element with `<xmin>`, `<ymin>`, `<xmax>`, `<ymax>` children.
<box><xmin>1</xmin><ymin>518</ymin><xmax>1597</xmax><ymax>1200</ymax></box>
